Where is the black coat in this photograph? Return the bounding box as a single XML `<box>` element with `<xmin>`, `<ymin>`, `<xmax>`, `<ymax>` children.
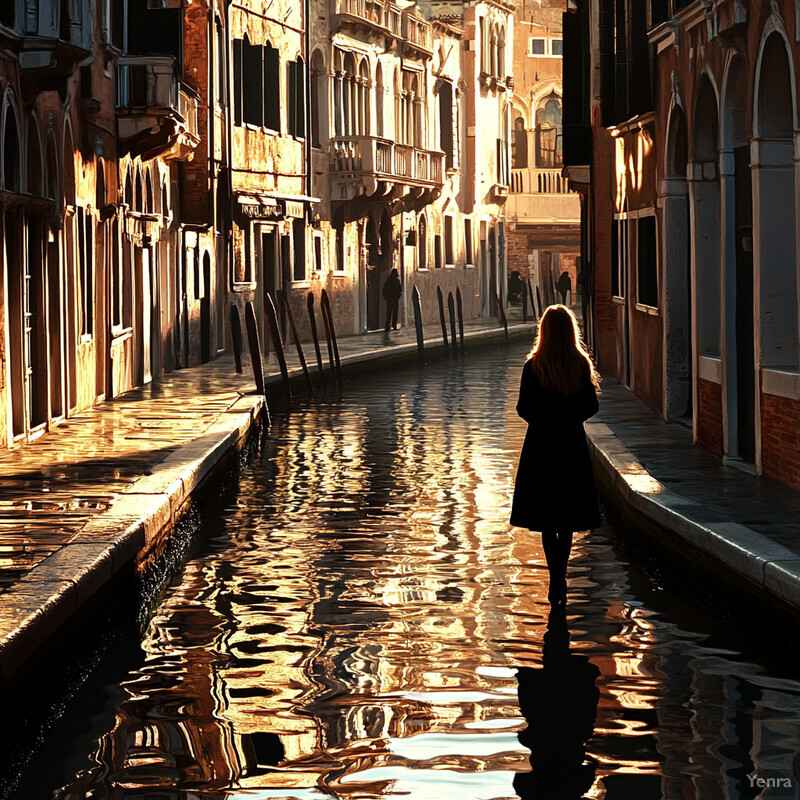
<box><xmin>510</xmin><ymin>358</ymin><xmax>601</xmax><ymax>532</ymax></box>
<box><xmin>382</xmin><ymin>274</ymin><xmax>402</xmax><ymax>303</ymax></box>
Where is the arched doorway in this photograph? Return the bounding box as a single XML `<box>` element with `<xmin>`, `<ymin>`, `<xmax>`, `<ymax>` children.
<box><xmin>754</xmin><ymin>34</ymin><xmax>798</xmax><ymax>371</ymax></box>
<box><xmin>690</xmin><ymin>77</ymin><xmax>722</xmax><ymax>446</ymax></box>
<box><xmin>200</xmin><ymin>251</ymin><xmax>212</xmax><ymax>363</ymax></box>
<box><xmin>722</xmin><ymin>57</ymin><xmax>754</xmax><ymax>462</ymax></box>
<box><xmin>664</xmin><ymin>106</ymin><xmax>692</xmax><ymax>421</ymax></box>
<box><xmin>365</xmin><ymin>211</ymin><xmax>392</xmax><ymax>331</ymax></box>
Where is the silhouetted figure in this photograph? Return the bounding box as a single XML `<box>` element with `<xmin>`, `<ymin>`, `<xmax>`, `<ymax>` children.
<box><xmin>514</xmin><ymin>609</ymin><xmax>600</xmax><ymax>799</ymax></box>
<box><xmin>383</xmin><ymin>268</ymin><xmax>402</xmax><ymax>331</ymax></box>
<box><xmin>508</xmin><ymin>270</ymin><xmax>524</xmax><ymax>305</ymax></box>
<box><xmin>510</xmin><ymin>305</ymin><xmax>601</xmax><ymax>605</ymax></box>
<box><xmin>557</xmin><ymin>271</ymin><xmax>572</xmax><ymax>305</ymax></box>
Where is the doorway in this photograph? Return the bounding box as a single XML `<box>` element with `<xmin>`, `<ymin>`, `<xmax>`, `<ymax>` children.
<box><xmin>734</xmin><ymin>146</ymin><xmax>755</xmax><ymax>463</ymax></box>
<box><xmin>200</xmin><ymin>251</ymin><xmax>212</xmax><ymax>363</ymax></box>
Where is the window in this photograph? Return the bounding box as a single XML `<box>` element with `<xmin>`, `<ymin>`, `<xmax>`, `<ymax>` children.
<box><xmin>434</xmin><ymin>233</ymin><xmax>442</xmax><ymax>269</ymax></box>
<box><xmin>311</xmin><ymin>51</ymin><xmax>325</xmax><ymax>147</ymax></box>
<box><xmin>232</xmin><ymin>37</ymin><xmax>280</xmax><ymax>130</ymax></box>
<box><xmin>464</xmin><ymin>218</ymin><xmax>473</xmax><ymax>265</ymax></box>
<box><xmin>293</xmin><ymin>219</ymin><xmax>306</xmax><ymax>281</ymax></box>
<box><xmin>233</xmin><ymin>38</ymin><xmax>243</xmax><ymax>125</ymax></box>
<box><xmin>288</xmin><ymin>57</ymin><xmax>306</xmax><ymax>138</ymax></box>
<box><xmin>335</xmin><ymin>224</ymin><xmax>345</xmax><ymax>272</ymax></box>
<box><xmin>418</xmin><ymin>215</ymin><xmax>427</xmax><ymax>269</ymax></box>
<box><xmin>77</xmin><ymin>207</ymin><xmax>93</xmax><ymax>337</ymax></box>
<box><xmin>112</xmin><ymin>219</ymin><xmax>123</xmax><ymax>328</ymax></box>
<box><xmin>612</xmin><ymin>217</ymin><xmax>628</xmax><ymax>299</ymax></box>
<box><xmin>551</xmin><ymin>39</ymin><xmax>563</xmax><ymax>56</ymax></box>
<box><xmin>314</xmin><ymin>234</ymin><xmax>322</xmax><ymax>274</ymax></box>
<box><xmin>536</xmin><ymin>93</ymin><xmax>563</xmax><ymax>167</ymax></box>
<box><xmin>444</xmin><ymin>216</ymin><xmax>454</xmax><ymax>265</ymax></box>
<box><xmin>637</xmin><ymin>214</ymin><xmax>658</xmax><ymax>307</ymax></box>
<box><xmin>439</xmin><ymin>81</ymin><xmax>454</xmax><ymax>169</ymax></box>
<box><xmin>529</xmin><ymin>38</ymin><xmax>546</xmax><ymax>55</ymax></box>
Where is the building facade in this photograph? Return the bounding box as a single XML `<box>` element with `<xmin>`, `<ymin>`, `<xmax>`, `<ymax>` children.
<box><xmin>507</xmin><ymin>0</ymin><xmax>581</xmax><ymax>312</ymax></box>
<box><xmin>0</xmin><ymin>0</ymin><xmax>510</xmax><ymax>453</ymax></box>
<box><xmin>564</xmin><ymin>0</ymin><xmax>800</xmax><ymax>490</ymax></box>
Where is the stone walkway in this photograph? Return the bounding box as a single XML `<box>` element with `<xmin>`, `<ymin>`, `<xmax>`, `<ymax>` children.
<box><xmin>587</xmin><ymin>381</ymin><xmax>800</xmax><ymax>610</ymax></box>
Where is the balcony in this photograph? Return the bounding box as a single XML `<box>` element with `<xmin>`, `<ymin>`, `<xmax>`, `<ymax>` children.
<box><xmin>330</xmin><ymin>136</ymin><xmax>444</xmax><ymax>202</ymax></box>
<box><xmin>507</xmin><ymin>168</ymin><xmax>581</xmax><ymax>244</ymax></box>
<box><xmin>332</xmin><ymin>0</ymin><xmax>402</xmax><ymax>37</ymax></box>
<box><xmin>115</xmin><ymin>56</ymin><xmax>200</xmax><ymax>160</ymax></box>
<box><xmin>402</xmin><ymin>12</ymin><xmax>432</xmax><ymax>56</ymax></box>
<box><xmin>510</xmin><ymin>168</ymin><xmax>572</xmax><ymax>195</ymax></box>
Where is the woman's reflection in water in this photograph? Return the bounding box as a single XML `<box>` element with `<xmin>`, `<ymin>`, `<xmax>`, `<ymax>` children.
<box><xmin>514</xmin><ymin>608</ymin><xmax>599</xmax><ymax>799</ymax></box>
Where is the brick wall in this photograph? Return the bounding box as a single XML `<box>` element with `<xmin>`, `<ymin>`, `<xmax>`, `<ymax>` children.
<box><xmin>761</xmin><ymin>392</ymin><xmax>800</xmax><ymax>491</ymax></box>
<box><xmin>507</xmin><ymin>231</ymin><xmax>531</xmax><ymax>278</ymax></box>
<box><xmin>697</xmin><ymin>378</ymin><xmax>723</xmax><ymax>457</ymax></box>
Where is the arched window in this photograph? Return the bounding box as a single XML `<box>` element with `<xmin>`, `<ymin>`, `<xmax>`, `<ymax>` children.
<box><xmin>288</xmin><ymin>56</ymin><xmax>306</xmax><ymax>138</ymax></box>
<box><xmin>96</xmin><ymin>157</ymin><xmax>106</xmax><ymax>209</ymax></box>
<box><xmin>134</xmin><ymin>167</ymin><xmax>143</xmax><ymax>213</ymax></box>
<box><xmin>512</xmin><ymin>113</ymin><xmax>527</xmax><ymax>169</ymax></box>
<box><xmin>376</xmin><ymin>62</ymin><xmax>384</xmax><ymax>138</ymax></box>
<box><xmin>343</xmin><ymin>52</ymin><xmax>356</xmax><ymax>136</ymax></box>
<box><xmin>536</xmin><ymin>93</ymin><xmax>563</xmax><ymax>167</ymax></box>
<box><xmin>418</xmin><ymin>214</ymin><xmax>427</xmax><ymax>269</ymax></box>
<box><xmin>490</xmin><ymin>24</ymin><xmax>498</xmax><ymax>78</ymax></box>
<box><xmin>2</xmin><ymin>104</ymin><xmax>21</xmax><ymax>192</ymax></box>
<box><xmin>310</xmin><ymin>50</ymin><xmax>326</xmax><ymax>147</ymax></box>
<box><xmin>498</xmin><ymin>25</ymin><xmax>506</xmax><ymax>80</ymax></box>
<box><xmin>145</xmin><ymin>168</ymin><xmax>154</xmax><ymax>214</ymax></box>
<box><xmin>358</xmin><ymin>59</ymin><xmax>370</xmax><ymax>135</ymax></box>
<box><xmin>333</xmin><ymin>50</ymin><xmax>344</xmax><ymax>137</ymax></box>
<box><xmin>124</xmin><ymin>165</ymin><xmax>134</xmax><ymax>207</ymax></box>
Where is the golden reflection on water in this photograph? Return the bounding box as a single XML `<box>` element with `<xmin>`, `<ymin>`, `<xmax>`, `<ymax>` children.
<box><xmin>39</xmin><ymin>350</ymin><xmax>800</xmax><ymax>800</ymax></box>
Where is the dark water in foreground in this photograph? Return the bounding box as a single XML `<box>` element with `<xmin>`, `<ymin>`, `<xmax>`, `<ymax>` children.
<box><xmin>12</xmin><ymin>345</ymin><xmax>800</xmax><ymax>799</ymax></box>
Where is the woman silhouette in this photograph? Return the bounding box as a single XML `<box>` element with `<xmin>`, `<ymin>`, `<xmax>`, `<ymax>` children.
<box><xmin>510</xmin><ymin>305</ymin><xmax>601</xmax><ymax>605</ymax></box>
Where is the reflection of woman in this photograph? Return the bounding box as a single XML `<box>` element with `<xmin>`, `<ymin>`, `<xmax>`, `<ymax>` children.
<box><xmin>510</xmin><ymin>305</ymin><xmax>601</xmax><ymax>605</ymax></box>
<box><xmin>514</xmin><ymin>609</ymin><xmax>599</xmax><ymax>799</ymax></box>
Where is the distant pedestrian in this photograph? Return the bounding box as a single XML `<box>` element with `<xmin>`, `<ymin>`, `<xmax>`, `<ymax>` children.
<box><xmin>508</xmin><ymin>270</ymin><xmax>523</xmax><ymax>306</ymax></box>
<box><xmin>510</xmin><ymin>304</ymin><xmax>601</xmax><ymax>605</ymax></box>
<box><xmin>557</xmin><ymin>270</ymin><xmax>572</xmax><ymax>305</ymax></box>
<box><xmin>382</xmin><ymin>268</ymin><xmax>402</xmax><ymax>331</ymax></box>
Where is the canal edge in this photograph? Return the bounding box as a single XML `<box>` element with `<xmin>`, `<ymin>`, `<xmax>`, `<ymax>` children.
<box><xmin>0</xmin><ymin>323</ymin><xmax>534</xmax><ymax>683</ymax></box>
<box><xmin>586</xmin><ymin>422</ymin><xmax>800</xmax><ymax>615</ymax></box>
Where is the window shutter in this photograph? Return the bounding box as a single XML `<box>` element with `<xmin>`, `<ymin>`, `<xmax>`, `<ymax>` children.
<box><xmin>264</xmin><ymin>45</ymin><xmax>280</xmax><ymax>131</ymax></box>
<box><xmin>233</xmin><ymin>39</ymin><xmax>243</xmax><ymax>125</ymax></box>
<box><xmin>295</xmin><ymin>60</ymin><xmax>306</xmax><ymax>138</ymax></box>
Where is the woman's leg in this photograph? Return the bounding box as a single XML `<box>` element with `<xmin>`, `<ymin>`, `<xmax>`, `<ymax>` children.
<box><xmin>554</xmin><ymin>530</ymin><xmax>573</xmax><ymax>603</ymax></box>
<box><xmin>541</xmin><ymin>530</ymin><xmax>562</xmax><ymax>604</ymax></box>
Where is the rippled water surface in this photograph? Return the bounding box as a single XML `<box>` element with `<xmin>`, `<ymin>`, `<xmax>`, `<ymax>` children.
<box><xmin>13</xmin><ymin>345</ymin><xmax>800</xmax><ymax>799</ymax></box>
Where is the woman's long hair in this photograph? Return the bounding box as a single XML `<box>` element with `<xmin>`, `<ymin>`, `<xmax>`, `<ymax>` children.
<box><xmin>527</xmin><ymin>305</ymin><xmax>600</xmax><ymax>395</ymax></box>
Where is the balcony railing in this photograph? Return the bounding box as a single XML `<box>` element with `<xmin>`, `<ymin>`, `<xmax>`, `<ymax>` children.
<box><xmin>510</xmin><ymin>168</ymin><xmax>572</xmax><ymax>195</ymax></box>
<box><xmin>115</xmin><ymin>55</ymin><xmax>199</xmax><ymax>158</ymax></box>
<box><xmin>334</xmin><ymin>0</ymin><xmax>402</xmax><ymax>35</ymax></box>
<box><xmin>330</xmin><ymin>136</ymin><xmax>444</xmax><ymax>185</ymax></box>
<box><xmin>402</xmin><ymin>13</ymin><xmax>432</xmax><ymax>53</ymax></box>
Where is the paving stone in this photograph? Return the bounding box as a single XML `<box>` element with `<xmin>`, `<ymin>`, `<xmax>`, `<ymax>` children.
<box><xmin>589</xmin><ymin>380</ymin><xmax>800</xmax><ymax>610</ymax></box>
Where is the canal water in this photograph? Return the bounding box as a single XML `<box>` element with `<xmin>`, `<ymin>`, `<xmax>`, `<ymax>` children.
<box><xmin>11</xmin><ymin>344</ymin><xmax>800</xmax><ymax>799</ymax></box>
